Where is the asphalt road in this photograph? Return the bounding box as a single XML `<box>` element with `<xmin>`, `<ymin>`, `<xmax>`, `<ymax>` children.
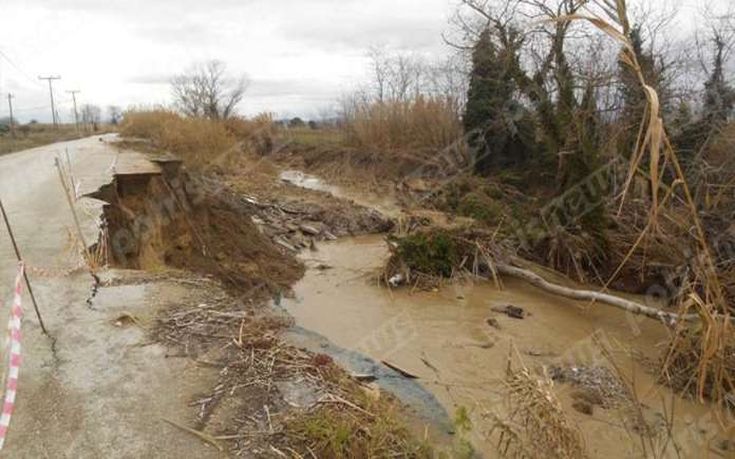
<box><xmin>0</xmin><ymin>136</ymin><xmax>220</xmax><ymax>458</ymax></box>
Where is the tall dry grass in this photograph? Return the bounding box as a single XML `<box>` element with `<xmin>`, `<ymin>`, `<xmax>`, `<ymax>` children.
<box><xmin>341</xmin><ymin>96</ymin><xmax>463</xmax><ymax>152</ymax></box>
<box><xmin>121</xmin><ymin>110</ymin><xmax>236</xmax><ymax>165</ymax></box>
<box><xmin>565</xmin><ymin>0</ymin><xmax>734</xmax><ymax>418</ymax></box>
<box><xmin>120</xmin><ymin>110</ymin><xmax>273</xmax><ymax>167</ymax></box>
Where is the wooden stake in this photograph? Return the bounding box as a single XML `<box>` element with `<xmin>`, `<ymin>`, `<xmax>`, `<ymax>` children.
<box><xmin>54</xmin><ymin>157</ymin><xmax>89</xmax><ymax>257</ymax></box>
<box><xmin>0</xmin><ymin>199</ymin><xmax>48</xmax><ymax>336</ymax></box>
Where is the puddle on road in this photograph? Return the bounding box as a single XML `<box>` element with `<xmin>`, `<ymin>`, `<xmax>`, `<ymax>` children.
<box><xmin>283</xmin><ymin>235</ymin><xmax>719</xmax><ymax>457</ymax></box>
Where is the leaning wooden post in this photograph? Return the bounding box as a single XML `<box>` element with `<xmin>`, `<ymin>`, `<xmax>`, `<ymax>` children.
<box><xmin>0</xmin><ymin>199</ymin><xmax>48</xmax><ymax>336</ymax></box>
<box><xmin>54</xmin><ymin>157</ymin><xmax>90</xmax><ymax>258</ymax></box>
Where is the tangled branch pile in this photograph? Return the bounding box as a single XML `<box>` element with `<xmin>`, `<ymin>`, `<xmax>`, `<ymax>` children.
<box><xmin>156</xmin><ymin>280</ymin><xmax>432</xmax><ymax>457</ymax></box>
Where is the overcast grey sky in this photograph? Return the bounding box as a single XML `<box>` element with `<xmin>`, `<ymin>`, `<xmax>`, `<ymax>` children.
<box><xmin>0</xmin><ymin>0</ymin><xmax>728</xmax><ymax>122</ymax></box>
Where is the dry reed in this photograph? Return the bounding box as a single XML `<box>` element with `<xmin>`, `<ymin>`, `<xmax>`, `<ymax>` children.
<box><xmin>488</xmin><ymin>346</ymin><xmax>587</xmax><ymax>459</ymax></box>
<box><xmin>564</xmin><ymin>0</ymin><xmax>734</xmax><ymax>417</ymax></box>
<box><xmin>341</xmin><ymin>96</ymin><xmax>463</xmax><ymax>152</ymax></box>
<box><xmin>120</xmin><ymin>110</ymin><xmax>238</xmax><ymax>166</ymax></box>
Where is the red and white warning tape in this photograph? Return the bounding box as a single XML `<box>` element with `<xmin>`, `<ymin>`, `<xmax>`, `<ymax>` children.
<box><xmin>0</xmin><ymin>263</ymin><xmax>24</xmax><ymax>450</ymax></box>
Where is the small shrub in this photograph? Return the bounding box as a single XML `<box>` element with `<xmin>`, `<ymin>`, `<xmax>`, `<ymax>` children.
<box><xmin>457</xmin><ymin>192</ymin><xmax>504</xmax><ymax>224</ymax></box>
<box><xmin>394</xmin><ymin>231</ymin><xmax>460</xmax><ymax>278</ymax></box>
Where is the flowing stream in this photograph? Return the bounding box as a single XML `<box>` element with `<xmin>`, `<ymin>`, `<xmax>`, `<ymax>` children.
<box><xmin>278</xmin><ymin>172</ymin><xmax>723</xmax><ymax>458</ymax></box>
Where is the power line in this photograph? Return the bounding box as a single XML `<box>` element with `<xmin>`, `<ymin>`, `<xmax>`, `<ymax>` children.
<box><xmin>0</xmin><ymin>48</ymin><xmax>43</xmax><ymax>88</ymax></box>
<box><xmin>12</xmin><ymin>104</ymin><xmax>53</xmax><ymax>113</ymax></box>
<box><xmin>9</xmin><ymin>98</ymin><xmax>74</xmax><ymax>114</ymax></box>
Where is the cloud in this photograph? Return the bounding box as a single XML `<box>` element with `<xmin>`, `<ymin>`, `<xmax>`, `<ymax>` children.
<box><xmin>279</xmin><ymin>0</ymin><xmax>450</xmax><ymax>53</ymax></box>
<box><xmin>249</xmin><ymin>77</ymin><xmax>336</xmax><ymax>98</ymax></box>
<box><xmin>133</xmin><ymin>22</ymin><xmax>220</xmax><ymax>46</ymax></box>
<box><xmin>125</xmin><ymin>74</ymin><xmax>172</xmax><ymax>85</ymax></box>
<box><xmin>3</xmin><ymin>0</ymin><xmax>724</xmax><ymax>122</ymax></box>
<box><xmin>283</xmin><ymin>20</ymin><xmax>445</xmax><ymax>53</ymax></box>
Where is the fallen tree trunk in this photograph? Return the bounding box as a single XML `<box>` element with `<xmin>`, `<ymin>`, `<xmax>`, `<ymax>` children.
<box><xmin>494</xmin><ymin>263</ymin><xmax>700</xmax><ymax>323</ymax></box>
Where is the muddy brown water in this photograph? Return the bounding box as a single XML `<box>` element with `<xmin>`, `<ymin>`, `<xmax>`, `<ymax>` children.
<box><xmin>280</xmin><ymin>170</ymin><xmax>401</xmax><ymax>217</ymax></box>
<box><xmin>279</xmin><ymin>174</ymin><xmax>728</xmax><ymax>458</ymax></box>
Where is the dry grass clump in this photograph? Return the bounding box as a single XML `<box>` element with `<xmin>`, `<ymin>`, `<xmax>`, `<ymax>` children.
<box><xmin>284</xmin><ymin>367</ymin><xmax>433</xmax><ymax>459</ymax></box>
<box><xmin>488</xmin><ymin>350</ymin><xmax>586</xmax><ymax>459</ymax></box>
<box><xmin>342</xmin><ymin>96</ymin><xmax>463</xmax><ymax>153</ymax></box>
<box><xmin>224</xmin><ymin>112</ymin><xmax>279</xmax><ymax>157</ymax></box>
<box><xmin>121</xmin><ymin>110</ymin><xmax>236</xmax><ymax>166</ymax></box>
<box><xmin>662</xmin><ymin>295</ymin><xmax>735</xmax><ymax>408</ymax></box>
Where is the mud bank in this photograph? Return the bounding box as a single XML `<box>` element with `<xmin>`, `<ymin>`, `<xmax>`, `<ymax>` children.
<box><xmin>89</xmin><ymin>159</ymin><xmax>435</xmax><ymax>456</ymax></box>
<box><xmin>90</xmin><ymin>159</ymin><xmax>302</xmax><ymax>294</ymax></box>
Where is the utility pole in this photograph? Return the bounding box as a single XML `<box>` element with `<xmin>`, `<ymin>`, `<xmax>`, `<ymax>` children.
<box><xmin>38</xmin><ymin>75</ymin><xmax>61</xmax><ymax>128</ymax></box>
<box><xmin>6</xmin><ymin>94</ymin><xmax>15</xmax><ymax>138</ymax></box>
<box><xmin>67</xmin><ymin>90</ymin><xmax>80</xmax><ymax>134</ymax></box>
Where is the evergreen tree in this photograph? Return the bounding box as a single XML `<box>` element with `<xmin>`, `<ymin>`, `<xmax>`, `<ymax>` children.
<box><xmin>703</xmin><ymin>34</ymin><xmax>735</xmax><ymax>125</ymax></box>
<box><xmin>463</xmin><ymin>28</ymin><xmax>536</xmax><ymax>175</ymax></box>
<box><xmin>561</xmin><ymin>83</ymin><xmax>600</xmax><ymax>192</ymax></box>
<box><xmin>674</xmin><ymin>34</ymin><xmax>734</xmax><ymax>163</ymax></box>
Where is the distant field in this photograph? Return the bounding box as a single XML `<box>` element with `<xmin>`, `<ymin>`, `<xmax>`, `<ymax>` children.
<box><xmin>0</xmin><ymin>124</ymin><xmax>115</xmax><ymax>155</ymax></box>
<box><xmin>280</xmin><ymin>126</ymin><xmax>345</xmax><ymax>147</ymax></box>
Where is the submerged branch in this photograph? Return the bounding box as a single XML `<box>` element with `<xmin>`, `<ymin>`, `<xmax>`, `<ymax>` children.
<box><xmin>494</xmin><ymin>262</ymin><xmax>699</xmax><ymax>323</ymax></box>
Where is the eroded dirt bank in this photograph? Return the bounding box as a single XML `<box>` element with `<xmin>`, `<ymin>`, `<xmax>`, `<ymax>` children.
<box><xmin>92</xmin><ymin>137</ymin><xmax>732</xmax><ymax>457</ymax></box>
<box><xmin>93</xmin><ymin>155</ymin><xmax>433</xmax><ymax>456</ymax></box>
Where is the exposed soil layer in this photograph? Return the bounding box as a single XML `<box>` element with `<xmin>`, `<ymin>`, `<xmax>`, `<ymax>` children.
<box><xmin>94</xmin><ymin>161</ymin><xmax>303</xmax><ymax>295</ymax></box>
<box><xmin>93</xmin><ymin>155</ymin><xmax>429</xmax><ymax>456</ymax></box>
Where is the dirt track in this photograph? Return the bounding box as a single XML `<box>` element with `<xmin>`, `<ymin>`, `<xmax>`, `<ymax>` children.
<box><xmin>0</xmin><ymin>136</ymin><xmax>221</xmax><ymax>457</ymax></box>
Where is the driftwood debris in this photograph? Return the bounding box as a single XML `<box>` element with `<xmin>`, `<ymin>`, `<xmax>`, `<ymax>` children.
<box><xmin>381</xmin><ymin>360</ymin><xmax>419</xmax><ymax>379</ymax></box>
<box><xmin>494</xmin><ymin>263</ymin><xmax>700</xmax><ymax>323</ymax></box>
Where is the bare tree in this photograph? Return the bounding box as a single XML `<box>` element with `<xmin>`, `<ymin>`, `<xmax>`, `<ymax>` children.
<box><xmin>171</xmin><ymin>60</ymin><xmax>249</xmax><ymax>119</ymax></box>
<box><xmin>363</xmin><ymin>47</ymin><xmax>468</xmax><ymax>110</ymax></box>
<box><xmin>366</xmin><ymin>49</ymin><xmax>427</xmax><ymax>103</ymax></box>
<box><xmin>697</xmin><ymin>5</ymin><xmax>735</xmax><ymax>123</ymax></box>
<box><xmin>367</xmin><ymin>46</ymin><xmax>389</xmax><ymax>102</ymax></box>
<box><xmin>107</xmin><ymin>105</ymin><xmax>123</xmax><ymax>125</ymax></box>
<box><xmin>81</xmin><ymin>104</ymin><xmax>102</xmax><ymax>131</ymax></box>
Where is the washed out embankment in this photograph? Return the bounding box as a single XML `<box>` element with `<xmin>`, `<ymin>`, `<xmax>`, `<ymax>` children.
<box><xmin>88</xmin><ymin>157</ymin><xmax>438</xmax><ymax>456</ymax></box>
<box><xmin>89</xmin><ymin>159</ymin><xmax>303</xmax><ymax>294</ymax></box>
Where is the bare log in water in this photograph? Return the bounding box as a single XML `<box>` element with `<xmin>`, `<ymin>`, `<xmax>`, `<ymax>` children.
<box><xmin>494</xmin><ymin>263</ymin><xmax>701</xmax><ymax>324</ymax></box>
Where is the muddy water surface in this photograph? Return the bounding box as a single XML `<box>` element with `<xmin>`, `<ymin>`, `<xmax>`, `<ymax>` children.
<box><xmin>280</xmin><ymin>170</ymin><xmax>401</xmax><ymax>217</ymax></box>
<box><xmin>280</xmin><ymin>174</ymin><xmax>725</xmax><ymax>458</ymax></box>
<box><xmin>290</xmin><ymin>238</ymin><xmax>730</xmax><ymax>457</ymax></box>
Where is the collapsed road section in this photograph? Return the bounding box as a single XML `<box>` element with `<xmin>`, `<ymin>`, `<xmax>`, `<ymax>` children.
<box><xmin>85</xmin><ymin>154</ymin><xmax>438</xmax><ymax>456</ymax></box>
